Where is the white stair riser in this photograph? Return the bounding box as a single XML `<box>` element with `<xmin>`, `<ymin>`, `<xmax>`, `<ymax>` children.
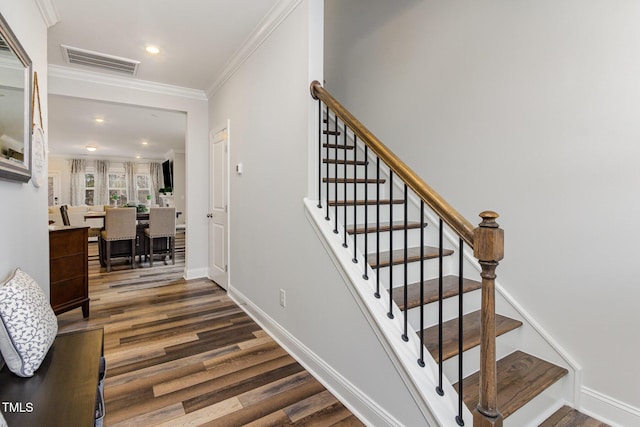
<box><xmin>439</xmin><ymin>339</ymin><xmax>519</xmax><ymax>384</ymax></box>
<box><xmin>353</xmin><ymin>228</ymin><xmax>433</xmax><ymax>253</ymax></box>
<box><xmin>503</xmin><ymin>380</ymin><xmax>567</xmax><ymax>427</ymax></box>
<box><xmin>324</xmin><ymin>182</ymin><xmax>383</xmax><ymax>201</ymax></box>
<box><xmin>321</xmin><ymin>164</ymin><xmax>378</xmax><ymax>180</ymax></box>
<box><xmin>326</xmin><ymin>204</ymin><xmax>407</xmax><ymax>227</ymax></box>
<box><xmin>323</xmin><ymin>179</ymin><xmax>391</xmax><ymax>200</ymax></box>
<box><xmin>372</xmin><ymin>258</ymin><xmax>459</xmax><ymax>290</ymax></box>
<box><xmin>374</xmin><ymin>251</ymin><xmax>482</xmax><ymax>290</ymax></box>
<box><xmin>404</xmin><ymin>290</ymin><xmax>481</xmax><ymax>333</ymax></box>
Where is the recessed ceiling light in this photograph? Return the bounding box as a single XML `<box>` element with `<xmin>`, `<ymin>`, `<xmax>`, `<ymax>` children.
<box><xmin>145</xmin><ymin>45</ymin><xmax>160</xmax><ymax>55</ymax></box>
<box><xmin>86</xmin><ymin>145</ymin><xmax>97</xmax><ymax>152</ymax></box>
<box><xmin>95</xmin><ymin>118</ymin><xmax>104</xmax><ymax>124</ymax></box>
<box><xmin>142</xmin><ymin>141</ymin><xmax>149</xmax><ymax>145</ymax></box>
<box><xmin>136</xmin><ymin>155</ymin><xmax>141</xmax><ymax>159</ymax></box>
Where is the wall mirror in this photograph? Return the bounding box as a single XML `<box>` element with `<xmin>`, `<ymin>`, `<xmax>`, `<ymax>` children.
<box><xmin>0</xmin><ymin>13</ymin><xmax>32</xmax><ymax>183</ymax></box>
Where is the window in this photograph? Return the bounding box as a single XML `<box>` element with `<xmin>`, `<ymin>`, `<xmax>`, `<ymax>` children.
<box><xmin>136</xmin><ymin>174</ymin><xmax>151</xmax><ymax>204</ymax></box>
<box><xmin>108</xmin><ymin>173</ymin><xmax>127</xmax><ymax>204</ymax></box>
<box><xmin>81</xmin><ymin>164</ymin><xmax>151</xmax><ymax>206</ymax></box>
<box><xmin>85</xmin><ymin>173</ymin><xmax>95</xmax><ymax>205</ymax></box>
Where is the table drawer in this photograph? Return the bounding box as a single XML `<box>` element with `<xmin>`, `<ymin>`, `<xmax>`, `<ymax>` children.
<box><xmin>50</xmin><ymin>276</ymin><xmax>86</xmax><ymax>309</ymax></box>
<box><xmin>50</xmin><ymin>253</ymin><xmax>85</xmax><ymax>283</ymax></box>
<box><xmin>50</xmin><ymin>230</ymin><xmax>86</xmax><ymax>258</ymax></box>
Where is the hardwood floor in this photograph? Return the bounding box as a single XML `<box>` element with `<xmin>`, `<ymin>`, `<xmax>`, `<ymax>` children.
<box><xmin>57</xmin><ymin>233</ymin><xmax>364</xmax><ymax>426</ymax></box>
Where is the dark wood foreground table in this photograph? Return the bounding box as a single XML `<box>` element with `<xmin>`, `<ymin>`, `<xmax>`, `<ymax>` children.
<box><xmin>49</xmin><ymin>225</ymin><xmax>89</xmax><ymax>317</ymax></box>
<box><xmin>0</xmin><ymin>328</ymin><xmax>104</xmax><ymax>427</ymax></box>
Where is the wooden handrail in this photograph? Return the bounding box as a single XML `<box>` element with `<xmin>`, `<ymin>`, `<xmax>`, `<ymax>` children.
<box><xmin>311</xmin><ymin>80</ymin><xmax>475</xmax><ymax>247</ymax></box>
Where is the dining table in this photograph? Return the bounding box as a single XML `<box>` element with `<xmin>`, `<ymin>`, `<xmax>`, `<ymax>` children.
<box><xmin>83</xmin><ymin>211</ymin><xmax>149</xmax><ymax>225</ymax></box>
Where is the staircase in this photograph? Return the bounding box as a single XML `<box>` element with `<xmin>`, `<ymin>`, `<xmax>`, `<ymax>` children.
<box><xmin>309</xmin><ymin>82</ymin><xmax>610</xmax><ymax>427</ymax></box>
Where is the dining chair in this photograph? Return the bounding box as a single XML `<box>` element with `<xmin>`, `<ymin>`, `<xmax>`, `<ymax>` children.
<box><xmin>144</xmin><ymin>207</ymin><xmax>175</xmax><ymax>266</ymax></box>
<box><xmin>100</xmin><ymin>207</ymin><xmax>137</xmax><ymax>272</ymax></box>
<box><xmin>60</xmin><ymin>205</ymin><xmax>71</xmax><ymax>226</ymax></box>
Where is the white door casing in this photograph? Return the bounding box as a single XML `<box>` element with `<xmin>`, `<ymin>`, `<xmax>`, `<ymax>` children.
<box><xmin>209</xmin><ymin>122</ymin><xmax>229</xmax><ymax>289</ymax></box>
<box><xmin>48</xmin><ymin>172</ymin><xmax>61</xmax><ymax>206</ymax></box>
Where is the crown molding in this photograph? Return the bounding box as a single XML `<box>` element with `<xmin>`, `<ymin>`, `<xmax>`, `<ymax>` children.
<box><xmin>49</xmin><ymin>64</ymin><xmax>208</xmax><ymax>101</ymax></box>
<box><xmin>48</xmin><ymin>153</ymin><xmax>164</xmax><ymax>163</ymax></box>
<box><xmin>206</xmin><ymin>0</ymin><xmax>304</xmax><ymax>97</ymax></box>
<box><xmin>35</xmin><ymin>0</ymin><xmax>60</xmax><ymax>28</ymax></box>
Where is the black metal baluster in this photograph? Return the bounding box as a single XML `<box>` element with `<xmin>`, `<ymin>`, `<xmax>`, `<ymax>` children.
<box><xmin>333</xmin><ymin>114</ymin><xmax>339</xmax><ymax>233</ymax></box>
<box><xmin>342</xmin><ymin>123</ymin><xmax>348</xmax><ymax>246</ymax></box>
<box><xmin>375</xmin><ymin>157</ymin><xmax>381</xmax><ymax>299</ymax></box>
<box><xmin>317</xmin><ymin>99</ymin><xmax>322</xmax><ymax>209</ymax></box>
<box><xmin>436</xmin><ymin>218</ymin><xmax>444</xmax><ymax>396</ymax></box>
<box><xmin>324</xmin><ymin>106</ymin><xmax>330</xmax><ymax>221</ymax></box>
<box><xmin>402</xmin><ymin>184</ymin><xmax>409</xmax><ymax>342</ymax></box>
<box><xmin>388</xmin><ymin>172</ymin><xmax>394</xmax><ymax>320</ymax></box>
<box><xmin>352</xmin><ymin>135</ymin><xmax>358</xmax><ymax>262</ymax></box>
<box><xmin>363</xmin><ymin>144</ymin><xmax>369</xmax><ymax>280</ymax></box>
<box><xmin>456</xmin><ymin>238</ymin><xmax>465</xmax><ymax>426</ymax></box>
<box><xmin>418</xmin><ymin>200</ymin><xmax>425</xmax><ymax>367</ymax></box>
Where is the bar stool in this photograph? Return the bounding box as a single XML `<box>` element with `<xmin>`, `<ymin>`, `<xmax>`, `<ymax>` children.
<box><xmin>100</xmin><ymin>207</ymin><xmax>137</xmax><ymax>272</ymax></box>
<box><xmin>144</xmin><ymin>207</ymin><xmax>175</xmax><ymax>266</ymax></box>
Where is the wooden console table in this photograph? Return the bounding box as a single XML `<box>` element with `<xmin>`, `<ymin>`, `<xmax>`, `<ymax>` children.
<box><xmin>0</xmin><ymin>328</ymin><xmax>104</xmax><ymax>426</ymax></box>
<box><xmin>49</xmin><ymin>225</ymin><xmax>89</xmax><ymax>317</ymax></box>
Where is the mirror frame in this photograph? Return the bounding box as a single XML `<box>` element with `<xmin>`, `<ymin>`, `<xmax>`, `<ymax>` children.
<box><xmin>0</xmin><ymin>12</ymin><xmax>33</xmax><ymax>183</ymax></box>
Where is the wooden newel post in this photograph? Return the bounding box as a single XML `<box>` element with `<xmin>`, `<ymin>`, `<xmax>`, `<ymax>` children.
<box><xmin>472</xmin><ymin>211</ymin><xmax>504</xmax><ymax>427</ymax></box>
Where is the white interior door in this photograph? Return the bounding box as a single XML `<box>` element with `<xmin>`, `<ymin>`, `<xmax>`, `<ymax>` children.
<box><xmin>209</xmin><ymin>123</ymin><xmax>229</xmax><ymax>289</ymax></box>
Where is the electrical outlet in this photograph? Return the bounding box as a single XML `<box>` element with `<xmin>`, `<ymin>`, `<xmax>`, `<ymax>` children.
<box><xmin>279</xmin><ymin>289</ymin><xmax>286</xmax><ymax>307</ymax></box>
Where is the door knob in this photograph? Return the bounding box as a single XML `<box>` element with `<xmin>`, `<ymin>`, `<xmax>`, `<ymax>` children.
<box><xmin>206</xmin><ymin>213</ymin><xmax>213</xmax><ymax>218</ymax></box>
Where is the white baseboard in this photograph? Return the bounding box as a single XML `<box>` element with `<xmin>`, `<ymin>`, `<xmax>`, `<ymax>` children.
<box><xmin>580</xmin><ymin>386</ymin><xmax>640</xmax><ymax>427</ymax></box>
<box><xmin>228</xmin><ymin>286</ymin><xmax>405</xmax><ymax>427</ymax></box>
<box><xmin>184</xmin><ymin>267</ymin><xmax>208</xmax><ymax>280</ymax></box>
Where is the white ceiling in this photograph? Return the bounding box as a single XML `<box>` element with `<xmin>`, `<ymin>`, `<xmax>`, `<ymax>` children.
<box><xmin>48</xmin><ymin>96</ymin><xmax>186</xmax><ymax>160</ymax></box>
<box><xmin>46</xmin><ymin>0</ymin><xmax>280</xmax><ymax>159</ymax></box>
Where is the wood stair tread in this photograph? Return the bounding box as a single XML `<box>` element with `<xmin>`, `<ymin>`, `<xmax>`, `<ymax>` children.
<box><xmin>323</xmin><ymin>158</ymin><xmax>368</xmax><ymax>165</ymax></box>
<box><xmin>328</xmin><ymin>199</ymin><xmax>404</xmax><ymax>207</ymax></box>
<box><xmin>539</xmin><ymin>405</ymin><xmax>611</xmax><ymax>427</ymax></box>
<box><xmin>421</xmin><ymin>311</ymin><xmax>522</xmax><ymax>363</ymax></box>
<box><xmin>393</xmin><ymin>276</ymin><xmax>482</xmax><ymax>311</ymax></box>
<box><xmin>323</xmin><ymin>130</ymin><xmax>342</xmax><ymax>136</ymax></box>
<box><xmin>368</xmin><ymin>246</ymin><xmax>453</xmax><ymax>269</ymax></box>
<box><xmin>455</xmin><ymin>350</ymin><xmax>568</xmax><ymax>419</ymax></box>
<box><xmin>323</xmin><ymin>143</ymin><xmax>354</xmax><ymax>149</ymax></box>
<box><xmin>346</xmin><ymin>221</ymin><xmax>426</xmax><ymax>235</ymax></box>
<box><xmin>323</xmin><ymin>177</ymin><xmax>386</xmax><ymax>184</ymax></box>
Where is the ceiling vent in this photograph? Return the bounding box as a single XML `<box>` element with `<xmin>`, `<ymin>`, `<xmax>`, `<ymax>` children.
<box><xmin>61</xmin><ymin>45</ymin><xmax>140</xmax><ymax>76</ymax></box>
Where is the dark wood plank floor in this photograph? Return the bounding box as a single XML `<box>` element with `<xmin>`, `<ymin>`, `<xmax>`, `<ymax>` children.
<box><xmin>57</xmin><ymin>232</ymin><xmax>364</xmax><ymax>426</ymax></box>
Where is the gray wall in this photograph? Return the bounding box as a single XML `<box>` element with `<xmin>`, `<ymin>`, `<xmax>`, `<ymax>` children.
<box><xmin>210</xmin><ymin>1</ymin><xmax>432</xmax><ymax>425</ymax></box>
<box><xmin>325</xmin><ymin>0</ymin><xmax>640</xmax><ymax>420</ymax></box>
